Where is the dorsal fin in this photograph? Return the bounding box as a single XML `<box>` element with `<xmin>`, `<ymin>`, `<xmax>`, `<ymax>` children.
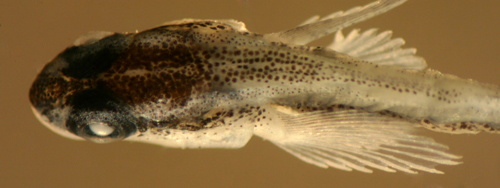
<box><xmin>329</xmin><ymin>29</ymin><xmax>427</xmax><ymax>70</ymax></box>
<box><xmin>263</xmin><ymin>0</ymin><xmax>407</xmax><ymax>45</ymax></box>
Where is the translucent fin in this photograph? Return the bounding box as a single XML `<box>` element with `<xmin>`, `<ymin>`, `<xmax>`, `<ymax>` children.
<box><xmin>297</xmin><ymin>15</ymin><xmax>320</xmax><ymax>26</ymax></box>
<box><xmin>263</xmin><ymin>0</ymin><xmax>407</xmax><ymax>45</ymax></box>
<box><xmin>329</xmin><ymin>29</ymin><xmax>427</xmax><ymax>70</ymax></box>
<box><xmin>73</xmin><ymin>31</ymin><xmax>115</xmax><ymax>46</ymax></box>
<box><xmin>160</xmin><ymin>19</ymin><xmax>249</xmax><ymax>32</ymax></box>
<box><xmin>256</xmin><ymin>106</ymin><xmax>461</xmax><ymax>174</ymax></box>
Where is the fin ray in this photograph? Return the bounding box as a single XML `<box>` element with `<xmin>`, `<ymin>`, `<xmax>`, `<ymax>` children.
<box><xmin>255</xmin><ymin>105</ymin><xmax>461</xmax><ymax>173</ymax></box>
<box><xmin>329</xmin><ymin>29</ymin><xmax>427</xmax><ymax>70</ymax></box>
<box><xmin>263</xmin><ymin>0</ymin><xmax>407</xmax><ymax>45</ymax></box>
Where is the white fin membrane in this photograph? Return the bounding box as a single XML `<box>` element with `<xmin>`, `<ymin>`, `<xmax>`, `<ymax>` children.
<box><xmin>73</xmin><ymin>31</ymin><xmax>115</xmax><ymax>46</ymax></box>
<box><xmin>261</xmin><ymin>107</ymin><xmax>461</xmax><ymax>174</ymax></box>
<box><xmin>329</xmin><ymin>29</ymin><xmax>427</xmax><ymax>70</ymax></box>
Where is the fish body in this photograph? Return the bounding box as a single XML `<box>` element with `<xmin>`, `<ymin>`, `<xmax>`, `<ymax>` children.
<box><xmin>29</xmin><ymin>0</ymin><xmax>500</xmax><ymax>174</ymax></box>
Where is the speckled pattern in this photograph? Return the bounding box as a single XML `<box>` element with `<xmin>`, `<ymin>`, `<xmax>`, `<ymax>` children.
<box><xmin>28</xmin><ymin>0</ymin><xmax>500</xmax><ymax>174</ymax></box>
<box><xmin>30</xmin><ymin>19</ymin><xmax>500</xmax><ymax>141</ymax></box>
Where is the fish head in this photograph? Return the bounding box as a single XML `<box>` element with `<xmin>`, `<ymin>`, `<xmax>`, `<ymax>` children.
<box><xmin>28</xmin><ymin>22</ymin><xmax>240</xmax><ymax>145</ymax></box>
<box><xmin>29</xmin><ymin>32</ymin><xmax>140</xmax><ymax>143</ymax></box>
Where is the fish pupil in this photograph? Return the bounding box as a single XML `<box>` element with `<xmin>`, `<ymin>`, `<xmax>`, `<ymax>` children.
<box><xmin>88</xmin><ymin>122</ymin><xmax>115</xmax><ymax>136</ymax></box>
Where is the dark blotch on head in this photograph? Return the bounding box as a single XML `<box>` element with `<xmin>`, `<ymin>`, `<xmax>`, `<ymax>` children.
<box><xmin>60</xmin><ymin>33</ymin><xmax>131</xmax><ymax>79</ymax></box>
<box><xmin>69</xmin><ymin>88</ymin><xmax>119</xmax><ymax>111</ymax></box>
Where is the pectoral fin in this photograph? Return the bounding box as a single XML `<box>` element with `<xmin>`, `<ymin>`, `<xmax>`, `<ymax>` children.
<box><xmin>254</xmin><ymin>105</ymin><xmax>461</xmax><ymax>174</ymax></box>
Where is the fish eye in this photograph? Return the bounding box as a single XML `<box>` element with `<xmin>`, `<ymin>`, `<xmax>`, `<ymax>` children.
<box><xmin>67</xmin><ymin>111</ymin><xmax>137</xmax><ymax>144</ymax></box>
<box><xmin>66</xmin><ymin>89</ymin><xmax>138</xmax><ymax>143</ymax></box>
<box><xmin>76</xmin><ymin>121</ymin><xmax>128</xmax><ymax>143</ymax></box>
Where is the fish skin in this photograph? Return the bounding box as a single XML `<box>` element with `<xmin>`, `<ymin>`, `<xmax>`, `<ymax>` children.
<box><xmin>29</xmin><ymin>0</ymin><xmax>499</xmax><ymax>173</ymax></box>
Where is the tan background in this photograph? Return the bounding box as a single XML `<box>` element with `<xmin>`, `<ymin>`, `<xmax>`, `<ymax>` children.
<box><xmin>1</xmin><ymin>0</ymin><xmax>500</xmax><ymax>187</ymax></box>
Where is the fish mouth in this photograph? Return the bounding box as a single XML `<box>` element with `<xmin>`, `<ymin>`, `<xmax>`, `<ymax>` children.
<box><xmin>30</xmin><ymin>106</ymin><xmax>84</xmax><ymax>141</ymax></box>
